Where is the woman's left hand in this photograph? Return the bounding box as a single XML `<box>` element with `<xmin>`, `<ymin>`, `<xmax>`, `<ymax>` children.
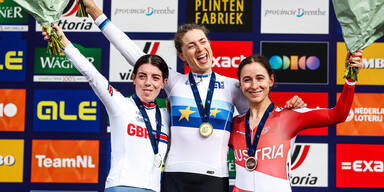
<box><xmin>285</xmin><ymin>95</ymin><xmax>307</xmax><ymax>109</ymax></box>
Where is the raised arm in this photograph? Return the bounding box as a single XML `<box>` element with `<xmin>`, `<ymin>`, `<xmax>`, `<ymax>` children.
<box><xmin>83</xmin><ymin>0</ymin><xmax>145</xmax><ymax>66</ymax></box>
<box><xmin>42</xmin><ymin>24</ymin><xmax>124</xmax><ymax>116</ymax></box>
<box><xmin>285</xmin><ymin>50</ymin><xmax>363</xmax><ymax>138</ymax></box>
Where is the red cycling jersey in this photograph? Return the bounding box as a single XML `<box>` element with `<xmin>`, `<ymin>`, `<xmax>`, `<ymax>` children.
<box><xmin>229</xmin><ymin>81</ymin><xmax>355</xmax><ymax>192</ymax></box>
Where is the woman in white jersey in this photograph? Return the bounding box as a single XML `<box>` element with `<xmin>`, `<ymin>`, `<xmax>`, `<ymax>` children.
<box><xmin>80</xmin><ymin>1</ymin><xmax>305</xmax><ymax>191</ymax></box>
<box><xmin>229</xmin><ymin>52</ymin><xmax>363</xmax><ymax>192</ymax></box>
<box><xmin>43</xmin><ymin>25</ymin><xmax>170</xmax><ymax>192</ymax></box>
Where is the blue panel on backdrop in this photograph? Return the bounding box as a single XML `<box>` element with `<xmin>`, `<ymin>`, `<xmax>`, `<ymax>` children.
<box><xmin>33</xmin><ymin>89</ymin><xmax>100</xmax><ymax>132</ymax></box>
<box><xmin>0</xmin><ymin>33</ymin><xmax>26</xmax><ymax>81</ymax></box>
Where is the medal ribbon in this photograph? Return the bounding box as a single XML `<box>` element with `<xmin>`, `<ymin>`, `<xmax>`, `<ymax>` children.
<box><xmin>245</xmin><ymin>103</ymin><xmax>275</xmax><ymax>157</ymax></box>
<box><xmin>188</xmin><ymin>72</ymin><xmax>216</xmax><ymax>124</ymax></box>
<box><xmin>132</xmin><ymin>94</ymin><xmax>162</xmax><ymax>154</ymax></box>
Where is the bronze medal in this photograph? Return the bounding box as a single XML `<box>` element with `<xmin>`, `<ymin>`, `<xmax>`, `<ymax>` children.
<box><xmin>245</xmin><ymin>156</ymin><xmax>257</xmax><ymax>171</ymax></box>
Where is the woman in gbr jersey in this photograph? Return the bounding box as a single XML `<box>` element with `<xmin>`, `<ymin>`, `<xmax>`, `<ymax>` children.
<box><xmin>229</xmin><ymin>52</ymin><xmax>363</xmax><ymax>192</ymax></box>
<box><xmin>43</xmin><ymin>25</ymin><xmax>170</xmax><ymax>192</ymax></box>
<box><xmin>80</xmin><ymin>1</ymin><xmax>305</xmax><ymax>191</ymax></box>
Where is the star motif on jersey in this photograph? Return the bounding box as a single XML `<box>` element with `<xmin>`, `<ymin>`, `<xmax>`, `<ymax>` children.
<box><xmin>210</xmin><ymin>107</ymin><xmax>221</xmax><ymax>118</ymax></box>
<box><xmin>178</xmin><ymin>106</ymin><xmax>196</xmax><ymax>121</ymax></box>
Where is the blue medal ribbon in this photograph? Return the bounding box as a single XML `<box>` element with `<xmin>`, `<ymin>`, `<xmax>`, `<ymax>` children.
<box><xmin>132</xmin><ymin>94</ymin><xmax>162</xmax><ymax>154</ymax></box>
<box><xmin>188</xmin><ymin>72</ymin><xmax>216</xmax><ymax>124</ymax></box>
<box><xmin>245</xmin><ymin>103</ymin><xmax>275</xmax><ymax>157</ymax></box>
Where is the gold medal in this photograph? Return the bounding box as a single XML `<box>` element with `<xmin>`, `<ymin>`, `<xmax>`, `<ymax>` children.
<box><xmin>245</xmin><ymin>156</ymin><xmax>257</xmax><ymax>171</ymax></box>
<box><xmin>199</xmin><ymin>122</ymin><xmax>213</xmax><ymax>137</ymax></box>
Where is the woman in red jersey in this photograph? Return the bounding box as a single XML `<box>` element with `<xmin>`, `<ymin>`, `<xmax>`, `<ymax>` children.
<box><xmin>229</xmin><ymin>51</ymin><xmax>363</xmax><ymax>192</ymax></box>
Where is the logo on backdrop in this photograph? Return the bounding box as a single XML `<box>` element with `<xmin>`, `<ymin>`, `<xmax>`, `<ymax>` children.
<box><xmin>0</xmin><ymin>0</ymin><xmax>28</xmax><ymax>31</ymax></box>
<box><xmin>261</xmin><ymin>42</ymin><xmax>328</xmax><ymax>84</ymax></box>
<box><xmin>186</xmin><ymin>0</ymin><xmax>252</xmax><ymax>32</ymax></box>
<box><xmin>336</xmin><ymin>42</ymin><xmax>384</xmax><ymax>85</ymax></box>
<box><xmin>337</xmin><ymin>93</ymin><xmax>384</xmax><ymax>136</ymax></box>
<box><xmin>0</xmin><ymin>139</ymin><xmax>24</xmax><ymax>182</ymax></box>
<box><xmin>35</xmin><ymin>0</ymin><xmax>103</xmax><ymax>32</ymax></box>
<box><xmin>109</xmin><ymin>40</ymin><xmax>177</xmax><ymax>82</ymax></box>
<box><xmin>33</xmin><ymin>43</ymin><xmax>101</xmax><ymax>82</ymax></box>
<box><xmin>260</xmin><ymin>0</ymin><xmax>329</xmax><ymax>34</ymax></box>
<box><xmin>31</xmin><ymin>140</ymin><xmax>99</xmax><ymax>183</ymax></box>
<box><xmin>336</xmin><ymin>144</ymin><xmax>384</xmax><ymax>188</ymax></box>
<box><xmin>111</xmin><ymin>0</ymin><xmax>178</xmax><ymax>32</ymax></box>
<box><xmin>290</xmin><ymin>143</ymin><xmax>328</xmax><ymax>187</ymax></box>
<box><xmin>33</xmin><ymin>89</ymin><xmax>100</xmax><ymax>132</ymax></box>
<box><xmin>184</xmin><ymin>41</ymin><xmax>252</xmax><ymax>79</ymax></box>
<box><xmin>0</xmin><ymin>33</ymin><xmax>26</xmax><ymax>81</ymax></box>
<box><xmin>0</xmin><ymin>89</ymin><xmax>25</xmax><ymax>132</ymax></box>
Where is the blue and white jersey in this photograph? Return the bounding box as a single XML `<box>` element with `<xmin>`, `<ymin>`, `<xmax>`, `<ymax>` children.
<box><xmin>95</xmin><ymin>14</ymin><xmax>249</xmax><ymax>178</ymax></box>
<box><xmin>164</xmin><ymin>71</ymin><xmax>247</xmax><ymax>177</ymax></box>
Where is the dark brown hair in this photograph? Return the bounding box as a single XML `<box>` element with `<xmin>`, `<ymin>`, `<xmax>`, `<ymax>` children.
<box><xmin>174</xmin><ymin>23</ymin><xmax>209</xmax><ymax>53</ymax></box>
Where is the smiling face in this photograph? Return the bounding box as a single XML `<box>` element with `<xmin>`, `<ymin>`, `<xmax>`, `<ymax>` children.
<box><xmin>177</xmin><ymin>29</ymin><xmax>213</xmax><ymax>74</ymax></box>
<box><xmin>239</xmin><ymin>62</ymin><xmax>274</xmax><ymax>105</ymax></box>
<box><xmin>133</xmin><ymin>63</ymin><xmax>167</xmax><ymax>103</ymax></box>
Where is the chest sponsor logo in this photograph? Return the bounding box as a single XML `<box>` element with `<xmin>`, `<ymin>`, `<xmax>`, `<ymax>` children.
<box><xmin>33</xmin><ymin>89</ymin><xmax>100</xmax><ymax>132</ymax></box>
<box><xmin>336</xmin><ymin>144</ymin><xmax>384</xmax><ymax>188</ymax></box>
<box><xmin>0</xmin><ymin>89</ymin><xmax>25</xmax><ymax>132</ymax></box>
<box><xmin>261</xmin><ymin>42</ymin><xmax>328</xmax><ymax>84</ymax></box>
<box><xmin>337</xmin><ymin>42</ymin><xmax>384</xmax><ymax>85</ymax></box>
<box><xmin>290</xmin><ymin>143</ymin><xmax>328</xmax><ymax>187</ymax></box>
<box><xmin>0</xmin><ymin>139</ymin><xmax>24</xmax><ymax>182</ymax></box>
<box><xmin>31</xmin><ymin>140</ymin><xmax>99</xmax><ymax>183</ymax></box>
<box><xmin>261</xmin><ymin>0</ymin><xmax>328</xmax><ymax>34</ymax></box>
<box><xmin>337</xmin><ymin>93</ymin><xmax>384</xmax><ymax>136</ymax></box>
<box><xmin>234</xmin><ymin>144</ymin><xmax>284</xmax><ymax>162</ymax></box>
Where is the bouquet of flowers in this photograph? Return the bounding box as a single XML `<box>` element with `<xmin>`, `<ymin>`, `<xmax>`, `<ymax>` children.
<box><xmin>333</xmin><ymin>0</ymin><xmax>384</xmax><ymax>81</ymax></box>
<box><xmin>13</xmin><ymin>0</ymin><xmax>69</xmax><ymax>55</ymax></box>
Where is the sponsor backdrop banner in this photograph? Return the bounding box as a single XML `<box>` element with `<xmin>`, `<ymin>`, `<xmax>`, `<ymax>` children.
<box><xmin>111</xmin><ymin>0</ymin><xmax>178</xmax><ymax>32</ymax></box>
<box><xmin>271</xmin><ymin>92</ymin><xmax>328</xmax><ymax>135</ymax></box>
<box><xmin>261</xmin><ymin>42</ymin><xmax>328</xmax><ymax>84</ymax></box>
<box><xmin>0</xmin><ymin>33</ymin><xmax>26</xmax><ymax>82</ymax></box>
<box><xmin>35</xmin><ymin>0</ymin><xmax>104</xmax><ymax>32</ymax></box>
<box><xmin>184</xmin><ymin>41</ymin><xmax>253</xmax><ymax>78</ymax></box>
<box><xmin>1</xmin><ymin>0</ymin><xmax>384</xmax><ymax>191</ymax></box>
<box><xmin>33</xmin><ymin>89</ymin><xmax>100</xmax><ymax>132</ymax></box>
<box><xmin>337</xmin><ymin>42</ymin><xmax>384</xmax><ymax>85</ymax></box>
<box><xmin>0</xmin><ymin>139</ymin><xmax>24</xmax><ymax>182</ymax></box>
<box><xmin>0</xmin><ymin>0</ymin><xmax>28</xmax><ymax>31</ymax></box>
<box><xmin>34</xmin><ymin>43</ymin><xmax>102</xmax><ymax>82</ymax></box>
<box><xmin>337</xmin><ymin>93</ymin><xmax>384</xmax><ymax>136</ymax></box>
<box><xmin>109</xmin><ymin>40</ymin><xmax>177</xmax><ymax>82</ymax></box>
<box><xmin>336</xmin><ymin>144</ymin><xmax>384</xmax><ymax>188</ymax></box>
<box><xmin>0</xmin><ymin>89</ymin><xmax>25</xmax><ymax>132</ymax></box>
<box><xmin>261</xmin><ymin>0</ymin><xmax>329</xmax><ymax>34</ymax></box>
<box><xmin>290</xmin><ymin>143</ymin><xmax>328</xmax><ymax>187</ymax></box>
<box><xmin>31</xmin><ymin>140</ymin><xmax>99</xmax><ymax>183</ymax></box>
<box><xmin>186</xmin><ymin>0</ymin><xmax>252</xmax><ymax>32</ymax></box>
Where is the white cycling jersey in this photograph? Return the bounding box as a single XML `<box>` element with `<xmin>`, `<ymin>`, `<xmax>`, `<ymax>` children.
<box><xmin>64</xmin><ymin>44</ymin><xmax>169</xmax><ymax>192</ymax></box>
<box><xmin>94</xmin><ymin>14</ymin><xmax>249</xmax><ymax>178</ymax></box>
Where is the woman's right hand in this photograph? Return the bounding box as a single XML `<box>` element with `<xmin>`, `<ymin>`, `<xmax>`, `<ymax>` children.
<box><xmin>42</xmin><ymin>24</ymin><xmax>70</xmax><ymax>47</ymax></box>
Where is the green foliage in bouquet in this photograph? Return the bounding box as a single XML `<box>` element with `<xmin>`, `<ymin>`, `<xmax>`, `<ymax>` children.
<box><xmin>13</xmin><ymin>0</ymin><xmax>69</xmax><ymax>55</ymax></box>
